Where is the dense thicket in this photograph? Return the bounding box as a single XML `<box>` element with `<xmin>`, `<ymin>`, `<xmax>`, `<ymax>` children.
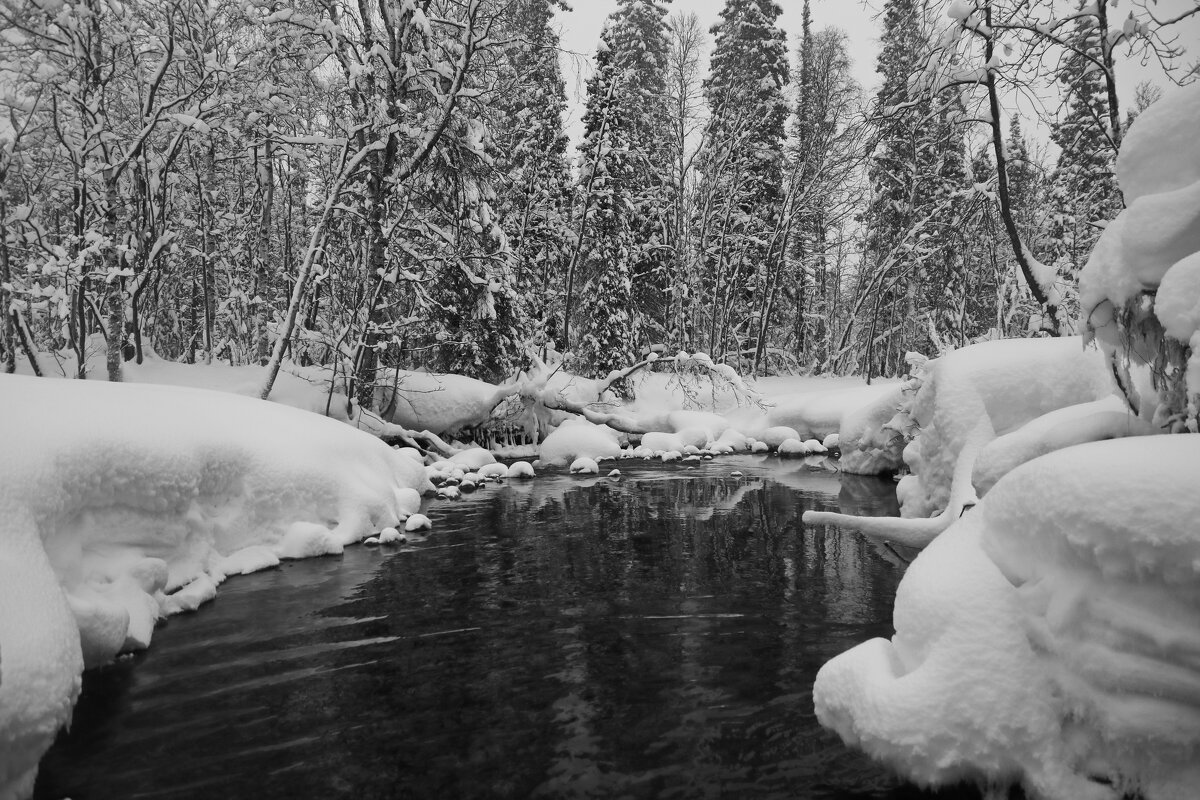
<box><xmin>0</xmin><ymin>0</ymin><xmax>1187</xmax><ymax>391</ymax></box>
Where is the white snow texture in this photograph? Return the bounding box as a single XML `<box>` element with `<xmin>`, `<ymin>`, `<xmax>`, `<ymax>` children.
<box><xmin>0</xmin><ymin>374</ymin><xmax>430</xmax><ymax>799</ymax></box>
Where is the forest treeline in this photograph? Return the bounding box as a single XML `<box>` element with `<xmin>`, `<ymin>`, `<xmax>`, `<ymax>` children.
<box><xmin>0</xmin><ymin>0</ymin><xmax>1193</xmax><ymax>407</ymax></box>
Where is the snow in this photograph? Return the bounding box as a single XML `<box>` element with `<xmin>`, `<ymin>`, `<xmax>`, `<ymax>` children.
<box><xmin>813</xmin><ymin>83</ymin><xmax>1200</xmax><ymax>799</ymax></box>
<box><xmin>506</xmin><ymin>461</ymin><xmax>536</xmax><ymax>478</ymax></box>
<box><xmin>538</xmin><ymin>418</ymin><xmax>623</xmax><ymax>467</ymax></box>
<box><xmin>1156</xmin><ymin>251</ymin><xmax>1200</xmax><ymax>342</ymax></box>
<box><xmin>569</xmin><ymin>456</ymin><xmax>600</xmax><ymax>474</ymax></box>
<box><xmin>1115</xmin><ymin>83</ymin><xmax>1200</xmax><ymax>205</ymax></box>
<box><xmin>377</xmin><ymin>369</ymin><xmax>517</xmax><ymax>436</ymax></box>
<box><xmin>448</xmin><ymin>447</ymin><xmax>498</xmax><ymax>469</ymax></box>
<box><xmin>837</xmin><ymin>383</ymin><xmax>908</xmax><ymax>475</ymax></box>
<box><xmin>0</xmin><ymin>373</ymin><xmax>430</xmax><ymax>798</ymax></box>
<box><xmin>777</xmin><ymin>438</ymin><xmax>808</xmax><ymax>455</ymax></box>
<box><xmin>971</xmin><ymin>396</ymin><xmax>1156</xmax><ymax>497</ymax></box>
<box><xmin>1082</xmin><ymin>82</ymin><xmax>1200</xmax><ymax>331</ymax></box>
<box><xmin>896</xmin><ymin>337</ymin><xmax>1111</xmax><ymax>518</ymax></box>
<box><xmin>817</xmin><ymin>435</ymin><xmax>1200</xmax><ymax>798</ymax></box>
<box><xmin>405</xmin><ymin>514</ymin><xmax>432</xmax><ymax>532</ymax></box>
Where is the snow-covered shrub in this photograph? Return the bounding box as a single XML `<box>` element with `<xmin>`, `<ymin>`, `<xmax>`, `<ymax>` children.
<box><xmin>838</xmin><ymin>354</ymin><xmax>927</xmax><ymax>476</ymax></box>
<box><xmin>1081</xmin><ymin>83</ymin><xmax>1200</xmax><ymax>432</ymax></box>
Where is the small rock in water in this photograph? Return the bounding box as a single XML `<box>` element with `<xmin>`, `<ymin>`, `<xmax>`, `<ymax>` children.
<box><xmin>683</xmin><ymin>454</ymin><xmax>702</xmax><ymax>462</ymax></box>
<box><xmin>363</xmin><ymin>536</ymin><xmax>382</xmax><ymax>546</ymax></box>
<box><xmin>405</xmin><ymin>514</ymin><xmax>432</xmax><ymax>532</ymax></box>
<box><xmin>608</xmin><ymin>469</ymin><xmax>621</xmax><ymax>478</ymax></box>
<box><xmin>459</xmin><ymin>479</ymin><xmax>477</xmax><ymax>493</ymax></box>
<box><xmin>730</xmin><ymin>471</ymin><xmax>744</xmax><ymax>477</ymax></box>
<box><xmin>478</xmin><ymin>463</ymin><xmax>509</xmax><ymax>480</ymax></box>
<box><xmin>378</xmin><ymin>527</ymin><xmax>404</xmax><ymax>545</ymax></box>
<box><xmin>507</xmin><ymin>461</ymin><xmax>536</xmax><ymax>479</ymax></box>
<box><xmin>437</xmin><ymin>485</ymin><xmax>460</xmax><ymax>500</ymax></box>
<box><xmin>570</xmin><ymin>457</ymin><xmax>599</xmax><ymax>475</ymax></box>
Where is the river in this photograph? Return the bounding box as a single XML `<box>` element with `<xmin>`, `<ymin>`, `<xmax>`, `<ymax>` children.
<box><xmin>34</xmin><ymin>455</ymin><xmax>980</xmax><ymax>799</ymax></box>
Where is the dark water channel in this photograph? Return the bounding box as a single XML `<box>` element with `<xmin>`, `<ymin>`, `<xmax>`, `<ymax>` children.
<box><xmin>35</xmin><ymin>456</ymin><xmax>980</xmax><ymax>800</ymax></box>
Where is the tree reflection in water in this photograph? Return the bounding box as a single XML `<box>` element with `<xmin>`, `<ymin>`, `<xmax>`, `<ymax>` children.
<box><xmin>35</xmin><ymin>456</ymin><xmax>978</xmax><ymax>800</ymax></box>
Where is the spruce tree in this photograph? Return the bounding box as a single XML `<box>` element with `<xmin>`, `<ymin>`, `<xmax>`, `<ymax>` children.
<box><xmin>606</xmin><ymin>0</ymin><xmax>675</xmax><ymax>345</ymax></box>
<box><xmin>491</xmin><ymin>0</ymin><xmax>573</xmax><ymax>354</ymax></box>
<box><xmin>861</xmin><ymin>0</ymin><xmax>969</xmax><ymax>373</ymax></box>
<box><xmin>571</xmin><ymin>24</ymin><xmax>637</xmax><ymax>379</ymax></box>
<box><xmin>697</xmin><ymin>0</ymin><xmax>789</xmax><ymax>361</ymax></box>
<box><xmin>1046</xmin><ymin>6</ymin><xmax>1123</xmax><ymax>281</ymax></box>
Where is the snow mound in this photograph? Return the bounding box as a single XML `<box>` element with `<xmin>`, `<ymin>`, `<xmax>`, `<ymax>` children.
<box><xmin>972</xmin><ymin>396</ymin><xmax>1155</xmax><ymax>497</ymax></box>
<box><xmin>767</xmin><ymin>382</ymin><xmax>900</xmax><ymax>442</ymax></box>
<box><xmin>0</xmin><ymin>374</ymin><xmax>431</xmax><ymax>799</ymax></box>
<box><xmin>897</xmin><ymin>337</ymin><xmax>1110</xmax><ymax>518</ymax></box>
<box><xmin>376</xmin><ymin>370</ymin><xmax>515</xmax><ymax>435</ymax></box>
<box><xmin>816</xmin><ymin>435</ymin><xmax>1200</xmax><ymax>799</ymax></box>
<box><xmin>569</xmin><ymin>457</ymin><xmax>600</xmax><ymax>475</ymax></box>
<box><xmin>759</xmin><ymin>426</ymin><xmax>803</xmax><ymax>449</ymax></box>
<box><xmin>777</xmin><ymin>438</ymin><xmax>808</xmax><ymax>456</ymax></box>
<box><xmin>449</xmin><ymin>447</ymin><xmax>497</xmax><ymax>469</ymax></box>
<box><xmin>506</xmin><ymin>461</ymin><xmax>536</xmax><ymax>479</ymax></box>
<box><xmin>981</xmin><ymin>435</ymin><xmax>1200</xmax><ymax>797</ymax></box>
<box><xmin>1080</xmin><ymin>83</ymin><xmax>1200</xmax><ymax>430</ymax></box>
<box><xmin>539</xmin><ymin>418</ymin><xmax>623</xmax><ymax>467</ymax></box>
<box><xmin>405</xmin><ymin>514</ymin><xmax>432</xmax><ymax>532</ymax></box>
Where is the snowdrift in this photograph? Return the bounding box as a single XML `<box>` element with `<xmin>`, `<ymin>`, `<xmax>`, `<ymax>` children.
<box><xmin>0</xmin><ymin>374</ymin><xmax>430</xmax><ymax>799</ymax></box>
<box><xmin>896</xmin><ymin>336</ymin><xmax>1111</xmax><ymax>518</ymax></box>
<box><xmin>814</xmin><ymin>436</ymin><xmax>1200</xmax><ymax>799</ymax></box>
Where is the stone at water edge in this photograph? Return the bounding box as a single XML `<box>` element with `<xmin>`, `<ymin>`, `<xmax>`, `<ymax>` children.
<box><xmin>506</xmin><ymin>461</ymin><xmax>536</xmax><ymax>479</ymax></box>
<box><xmin>378</xmin><ymin>528</ymin><xmax>405</xmax><ymax>545</ymax></box>
<box><xmin>778</xmin><ymin>438</ymin><xmax>808</xmax><ymax>456</ymax></box>
<box><xmin>405</xmin><ymin>514</ymin><xmax>432</xmax><ymax>532</ymax></box>
<box><xmin>569</xmin><ymin>457</ymin><xmax>599</xmax><ymax>475</ymax></box>
<box><xmin>478</xmin><ymin>463</ymin><xmax>509</xmax><ymax>480</ymax></box>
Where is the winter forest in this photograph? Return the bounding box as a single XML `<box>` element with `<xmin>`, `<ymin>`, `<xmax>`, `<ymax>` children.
<box><xmin>1</xmin><ymin>0</ymin><xmax>1189</xmax><ymax>391</ymax></box>
<box><xmin>4</xmin><ymin>0</ymin><xmax>1200</xmax><ymax>799</ymax></box>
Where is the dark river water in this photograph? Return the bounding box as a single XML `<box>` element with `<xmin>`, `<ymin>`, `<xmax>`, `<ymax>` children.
<box><xmin>35</xmin><ymin>455</ymin><xmax>980</xmax><ymax>800</ymax></box>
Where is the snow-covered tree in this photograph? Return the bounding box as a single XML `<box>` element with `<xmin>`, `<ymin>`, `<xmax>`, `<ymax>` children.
<box><xmin>607</xmin><ymin>0</ymin><xmax>675</xmax><ymax>344</ymax></box>
<box><xmin>695</xmin><ymin>0</ymin><xmax>789</xmax><ymax>364</ymax></box>
<box><xmin>490</xmin><ymin>0</ymin><xmax>573</xmax><ymax>355</ymax></box>
<box><xmin>1045</xmin><ymin>5</ymin><xmax>1124</xmax><ymax>284</ymax></box>
<box><xmin>786</xmin><ymin>16</ymin><xmax>864</xmax><ymax>370</ymax></box>
<box><xmin>858</xmin><ymin>0</ymin><xmax>971</xmax><ymax>375</ymax></box>
<box><xmin>568</xmin><ymin>23</ymin><xmax>637</xmax><ymax>379</ymax></box>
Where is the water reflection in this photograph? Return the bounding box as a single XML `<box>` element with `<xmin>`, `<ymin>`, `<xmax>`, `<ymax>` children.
<box><xmin>35</xmin><ymin>457</ymin><xmax>976</xmax><ymax>800</ymax></box>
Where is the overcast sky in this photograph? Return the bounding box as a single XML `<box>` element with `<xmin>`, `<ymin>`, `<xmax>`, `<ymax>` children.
<box><xmin>552</xmin><ymin>0</ymin><xmax>1199</xmax><ymax>148</ymax></box>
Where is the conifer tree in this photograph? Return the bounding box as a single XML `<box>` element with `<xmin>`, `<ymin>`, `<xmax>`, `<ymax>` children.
<box><xmin>860</xmin><ymin>0</ymin><xmax>968</xmax><ymax>374</ymax></box>
<box><xmin>607</xmin><ymin>0</ymin><xmax>675</xmax><ymax>344</ymax></box>
<box><xmin>570</xmin><ymin>24</ymin><xmax>637</xmax><ymax>379</ymax></box>
<box><xmin>696</xmin><ymin>0</ymin><xmax>789</xmax><ymax>362</ymax></box>
<box><xmin>1045</xmin><ymin>7</ymin><xmax>1123</xmax><ymax>282</ymax></box>
<box><xmin>491</xmin><ymin>0</ymin><xmax>573</xmax><ymax>354</ymax></box>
